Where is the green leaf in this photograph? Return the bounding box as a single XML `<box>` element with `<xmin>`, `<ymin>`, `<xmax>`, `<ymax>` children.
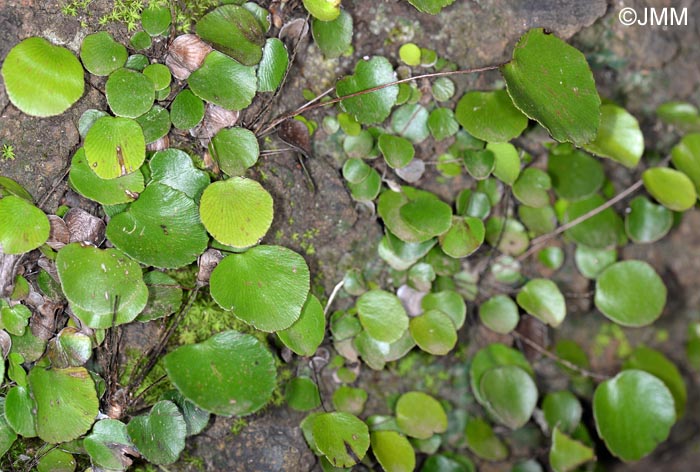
<box><xmin>36</xmin><ymin>449</ymin><xmax>75</xmax><ymax>472</ymax></box>
<box><xmin>428</xmin><ymin>107</ymin><xmax>459</xmax><ymax>141</ymax></box>
<box><xmin>0</xmin><ymin>176</ymin><xmax>34</xmax><ymax>201</ymax></box>
<box><xmin>1</xmin><ymin>304</ymin><xmax>30</xmax><ymax>336</ymax></box>
<box><xmin>574</xmin><ymin>244</ymin><xmax>617</xmax><ymax>279</ymax></box>
<box><xmin>257</xmin><ymin>38</ymin><xmax>289</xmax><ymax>92</ymax></box>
<box><xmin>141</xmin><ymin>5</ymin><xmax>172</xmax><ymax>36</ymax></box>
<box><xmin>69</xmin><ymin>148</ymin><xmax>144</xmax><ymax>205</ymax></box>
<box><xmin>309</xmin><ymin>412</ymin><xmax>370</xmax><ymax>467</ymax></box>
<box><xmin>657</xmin><ymin>101</ymin><xmax>700</xmax><ymax>132</ymax></box>
<box><xmin>302</xmin><ymin>0</ymin><xmax>341</xmax><ymax>21</ymax></box>
<box><xmin>564</xmin><ymin>195</ymin><xmax>624</xmax><ymax>248</ymax></box>
<box><xmin>594</xmin><ymin>260</ymin><xmax>666</xmax><ymax>327</ymax></box>
<box><xmin>420</xmin><ymin>290</ymin><xmax>466</xmax><ymax>329</ymax></box>
<box><xmin>438</xmin><ymin>216</ymin><xmax>484</xmax><ymax>258</ymax></box>
<box><xmin>463</xmin><ymin>150</ymin><xmax>495</xmax><ymax>180</ymax></box>
<box><xmin>170</xmin><ymin>90</ymin><xmax>205</xmax><ymax>130</ymax></box>
<box><xmin>470</xmin><ymin>344</ymin><xmax>533</xmax><ymax>408</ymax></box>
<box><xmin>56</xmin><ymin>243</ymin><xmax>148</xmax><ymax>329</ymax></box>
<box><xmin>0</xmin><ymin>196</ymin><xmax>50</xmax><ymax>254</ymax></box>
<box><xmin>332</xmin><ymin>386</ymin><xmax>368</xmax><ymax>415</ymax></box>
<box><xmin>342</xmin><ymin>158</ymin><xmax>371</xmax><ymax>183</ymax></box>
<box><xmin>400</xmin><ymin>195</ymin><xmax>453</xmax><ymax>238</ymax></box>
<box><xmin>431</xmin><ymin>78</ymin><xmax>456</xmax><ymax>102</ymax></box>
<box><xmin>277</xmin><ymin>294</ymin><xmax>326</xmax><ymax>356</ymax></box>
<box><xmin>395</xmin><ymin>391</ymin><xmax>447</xmax><ymax>439</ymax></box>
<box><xmin>209</xmin><ymin>245</ymin><xmax>310</xmax><ymax>332</ymax></box>
<box><xmin>542</xmin><ymin>391</ymin><xmax>582</xmax><ymax>434</ymax></box>
<box><xmin>501</xmin><ymin>28</ymin><xmax>601</xmax><ymax>146</ymax></box>
<box><xmin>357</xmin><ymin>290</ymin><xmax>408</xmax><ymax>343</ymax></box>
<box><xmin>83</xmin><ymin>116</ymin><xmax>146</xmax><ymax>180</ymax></box>
<box><xmin>409</xmin><ymin>309</ymin><xmax>457</xmax><ymax>355</ymax></box>
<box><xmin>465</xmin><ymin>417</ymin><xmax>508</xmax><ymax>461</ymax></box>
<box><xmin>379</xmin><ymin>134</ymin><xmax>415</xmax><ymax>169</ymax></box>
<box><xmin>106</xmin><ymin>68</ymin><xmax>155</xmax><ymax>118</ymax></box>
<box><xmin>422</xmin><ymin>453</ymin><xmax>475</xmax><ymax>472</ymax></box>
<box><xmin>516</xmin><ymin>278</ymin><xmax>566</xmax><ymax>327</ymax></box>
<box><xmin>337</xmin><ymin>56</ymin><xmax>398</xmax><ymax>125</ymax></box>
<box><xmin>106</xmin><ymin>183</ymin><xmax>208</xmax><ymax>268</ymax></box>
<box><xmin>407</xmin><ymin>0</ymin><xmax>455</xmax><ymax>14</ymax></box>
<box><xmin>135</xmin><ymin>105</ymin><xmax>170</xmax><ymax>143</ymax></box>
<box><xmin>584</xmin><ymin>104</ymin><xmax>644</xmax><ymax>168</ymax></box>
<box><xmin>0</xmin><ymin>398</ymin><xmax>18</xmax><ymax>456</ymax></box>
<box><xmin>671</xmin><ymin>133</ymin><xmax>700</xmax><ymax>193</ymax></box>
<box><xmin>480</xmin><ymin>365</ymin><xmax>537</xmax><ymax>429</ymax></box>
<box><xmin>188</xmin><ymin>51</ymin><xmax>257</xmax><ymax>110</ymax></box>
<box><xmin>80</xmin><ymin>32</ymin><xmax>127</xmax><ymax>76</ymax></box>
<box><xmin>625</xmin><ymin>196</ymin><xmax>673</xmax><ymax>244</ymax></box>
<box><xmin>29</xmin><ymin>367</ymin><xmax>99</xmax><ymax>443</ymax></box>
<box><xmin>84</xmin><ymin>419</ymin><xmax>135</xmax><ymax>471</ymax></box>
<box><xmin>642</xmin><ymin>167</ymin><xmax>697</xmax><ymax>212</ymax></box>
<box><xmin>127</xmin><ymin>401</ymin><xmax>186</xmax><ymax>465</ymax></box>
<box><xmin>622</xmin><ymin>346</ymin><xmax>686</xmax><ymax>417</ymax></box>
<box><xmin>199</xmin><ymin>178</ymin><xmax>273</xmax><ymax>248</ymax></box>
<box><xmin>47</xmin><ymin>327</ymin><xmax>92</xmax><ymax>368</ymax></box>
<box><xmin>513</xmin><ymin>168</ymin><xmax>551</xmax><ymax>208</ymax></box>
<box><xmin>343</xmin><ymin>130</ymin><xmax>374</xmax><ymax>158</ymax></box>
<box><xmin>160</xmin><ymin>389</ymin><xmax>210</xmax><ymax>437</ymax></box>
<box><xmin>196</xmin><ymin>5</ymin><xmax>264</xmax><ymax>65</ymax></box>
<box><xmin>5</xmin><ymin>386</ymin><xmax>37</xmax><ymax>437</ymax></box>
<box><xmin>479</xmin><ymin>295</ymin><xmax>519</xmax><ymax>334</ymax></box>
<box><xmin>1</xmin><ymin>37</ymin><xmax>84</xmax><ymax>117</ymax></box>
<box><xmin>209</xmin><ymin>127</ymin><xmax>260</xmax><ymax>176</ymax></box>
<box><xmin>286</xmin><ymin>377</ymin><xmax>321</xmax><ymax>411</ymax></box>
<box><xmin>164</xmin><ymin>330</ymin><xmax>276</xmax><ymax>416</ymax></box>
<box><xmin>486</xmin><ymin>142</ymin><xmax>520</xmax><ymax>185</ymax></box>
<box><xmin>143</xmin><ymin>63</ymin><xmax>171</xmax><ymax>91</ymax></box>
<box><xmin>149</xmin><ymin>148</ymin><xmax>210</xmax><ymax>200</ymax></box>
<box><xmin>371</xmin><ymin>431</ymin><xmax>416</xmax><ymax>472</ymax></box>
<box><xmin>455</xmin><ymin>90</ymin><xmax>528</xmax><ymax>142</ymax></box>
<box><xmin>547</xmin><ymin>147</ymin><xmax>604</xmax><ymax>201</ymax></box>
<box><xmin>348</xmin><ymin>168</ymin><xmax>382</xmax><ymax>202</ymax></box>
<box><xmin>538</xmin><ymin>246</ymin><xmax>564</xmax><ymax>270</ymax></box>
<box><xmin>312</xmin><ymin>10</ymin><xmax>353</xmax><ymax>59</ymax></box>
<box><xmin>593</xmin><ymin>370</ymin><xmax>675</xmax><ymax>461</ymax></box>
<box><xmin>130</xmin><ymin>31</ymin><xmax>152</xmax><ymax>50</ymax></box>
<box><xmin>392</xmin><ymin>104</ymin><xmax>430</xmax><ymax>143</ymax></box>
<box><xmin>137</xmin><ymin>271</ymin><xmax>183</xmax><ymax>322</ymax></box>
<box><xmin>549</xmin><ymin>427</ymin><xmax>595</xmax><ymax>472</ymax></box>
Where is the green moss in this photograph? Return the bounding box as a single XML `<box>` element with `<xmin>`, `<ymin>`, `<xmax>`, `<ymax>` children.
<box><xmin>230</xmin><ymin>417</ymin><xmax>249</xmax><ymax>435</ymax></box>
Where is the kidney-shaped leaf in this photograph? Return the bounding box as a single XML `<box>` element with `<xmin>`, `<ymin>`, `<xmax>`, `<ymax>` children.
<box><xmin>127</xmin><ymin>400</ymin><xmax>186</xmax><ymax>465</ymax></box>
<box><xmin>105</xmin><ymin>68</ymin><xmax>155</xmax><ymax>118</ymax></box>
<box><xmin>209</xmin><ymin>127</ymin><xmax>260</xmax><ymax>177</ymax></box>
<box><xmin>594</xmin><ymin>260</ymin><xmax>666</xmax><ymax>327</ymax></box>
<box><xmin>501</xmin><ymin>28</ymin><xmax>601</xmax><ymax>146</ymax></box>
<box><xmin>56</xmin><ymin>243</ymin><xmax>148</xmax><ymax>329</ymax></box>
<box><xmin>470</xmin><ymin>344</ymin><xmax>533</xmax><ymax>408</ymax></box>
<box><xmin>0</xmin><ymin>196</ymin><xmax>50</xmax><ymax>254</ymax></box>
<box><xmin>356</xmin><ymin>289</ymin><xmax>409</xmax><ymax>343</ymax></box>
<box><xmin>480</xmin><ymin>365</ymin><xmax>538</xmax><ymax>429</ymax></box>
<box><xmin>593</xmin><ymin>370</ymin><xmax>675</xmax><ymax>462</ymax></box>
<box><xmin>410</xmin><ymin>309</ymin><xmax>457</xmax><ymax>355</ymax></box>
<box><xmin>210</xmin><ymin>245</ymin><xmax>310</xmax><ymax>332</ymax></box>
<box><xmin>188</xmin><ymin>51</ymin><xmax>257</xmax><ymax>110</ymax></box>
<box><xmin>309</xmin><ymin>412</ymin><xmax>370</xmax><ymax>467</ymax></box>
<box><xmin>83</xmin><ymin>116</ymin><xmax>146</xmax><ymax>180</ymax></box>
<box><xmin>164</xmin><ymin>330</ymin><xmax>276</xmax><ymax>416</ymax></box>
<box><xmin>455</xmin><ymin>90</ymin><xmax>528</xmax><ymax>143</ymax></box>
<box><xmin>395</xmin><ymin>391</ymin><xmax>447</xmax><ymax>439</ymax></box>
<box><xmin>1</xmin><ymin>37</ymin><xmax>84</xmax><ymax>117</ymax></box>
<box><xmin>196</xmin><ymin>5</ymin><xmax>265</xmax><ymax>66</ymax></box>
<box><xmin>516</xmin><ymin>278</ymin><xmax>566</xmax><ymax>327</ymax></box>
<box><xmin>336</xmin><ymin>56</ymin><xmax>398</xmax><ymax>125</ymax></box>
<box><xmin>29</xmin><ymin>367</ymin><xmax>98</xmax><ymax>443</ymax></box>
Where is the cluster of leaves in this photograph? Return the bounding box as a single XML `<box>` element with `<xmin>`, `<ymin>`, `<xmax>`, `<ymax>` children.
<box><xmin>0</xmin><ymin>1</ymin><xmax>699</xmax><ymax>471</ymax></box>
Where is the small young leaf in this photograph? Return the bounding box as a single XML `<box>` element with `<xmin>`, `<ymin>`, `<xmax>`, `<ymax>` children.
<box><xmin>642</xmin><ymin>167</ymin><xmax>697</xmax><ymax>212</ymax></box>
<box><xmin>516</xmin><ymin>278</ymin><xmax>566</xmax><ymax>327</ymax></box>
<box><xmin>106</xmin><ymin>68</ymin><xmax>155</xmax><ymax>118</ymax></box>
<box><xmin>357</xmin><ymin>290</ymin><xmax>408</xmax><ymax>343</ymax></box>
<box><xmin>549</xmin><ymin>427</ymin><xmax>595</xmax><ymax>472</ymax></box>
<box><xmin>395</xmin><ymin>391</ymin><xmax>447</xmax><ymax>439</ymax></box>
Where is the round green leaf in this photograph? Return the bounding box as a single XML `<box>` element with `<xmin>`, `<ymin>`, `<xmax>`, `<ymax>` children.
<box><xmin>356</xmin><ymin>290</ymin><xmax>409</xmax><ymax>343</ymax></box>
<box><xmin>431</xmin><ymin>78</ymin><xmax>456</xmax><ymax>102</ymax></box>
<box><xmin>538</xmin><ymin>246</ymin><xmax>564</xmax><ymax>270</ymax></box>
<box><xmin>311</xmin><ymin>412</ymin><xmax>370</xmax><ymax>467</ymax></box>
<box><xmin>0</xmin><ymin>196</ymin><xmax>50</xmax><ymax>254</ymax></box>
<box><xmin>143</xmin><ymin>63</ymin><xmax>171</xmax><ymax>91</ymax></box>
<box><xmin>479</xmin><ymin>295</ymin><xmax>519</xmax><ymax>334</ymax></box>
<box><xmin>593</xmin><ymin>370</ymin><xmax>675</xmax><ymax>461</ymax></box>
<box><xmin>348</xmin><ymin>168</ymin><xmax>382</xmax><ymax>201</ymax></box>
<box><xmin>595</xmin><ymin>260</ymin><xmax>666</xmax><ymax>327</ymax></box>
<box><xmin>199</xmin><ymin>178</ymin><xmax>273</xmax><ymax>248</ymax></box>
<box><xmin>400</xmin><ymin>195</ymin><xmax>453</xmax><ymax>238</ymax></box>
<box><xmin>160</xmin><ymin>389</ymin><xmax>210</xmax><ymax>437</ymax></box>
<box><xmin>106</xmin><ymin>183</ymin><xmax>208</xmax><ymax>268</ymax></box>
<box><xmin>285</xmin><ymin>377</ymin><xmax>321</xmax><ymax>412</ymax></box>
<box><xmin>332</xmin><ymin>386</ymin><xmax>368</xmax><ymax>415</ymax></box>
<box><xmin>480</xmin><ymin>365</ymin><xmax>538</xmax><ymax>429</ymax></box>
<box><xmin>391</xmin><ymin>104</ymin><xmax>430</xmax><ymax>143</ymax></box>
<box><xmin>642</xmin><ymin>167</ymin><xmax>697</xmax><ymax>211</ymax></box>
<box><xmin>428</xmin><ymin>107</ymin><xmax>459</xmax><ymax>141</ymax></box>
<box><xmin>574</xmin><ymin>244</ymin><xmax>617</xmax><ymax>279</ymax></box>
<box><xmin>455</xmin><ymin>90</ymin><xmax>528</xmax><ymax>142</ymax></box>
<box><xmin>80</xmin><ymin>32</ymin><xmax>127</xmax><ymax>76</ymax></box>
<box><xmin>542</xmin><ymin>391</ymin><xmax>582</xmax><ymax>434</ymax></box>
<box><xmin>196</xmin><ymin>5</ymin><xmax>264</xmax><ymax>66</ymax></box>
<box><xmin>1</xmin><ymin>37</ymin><xmax>84</xmax><ymax>117</ymax></box>
<box><xmin>29</xmin><ymin>367</ymin><xmax>98</xmax><ymax>443</ymax></box>
<box><xmin>623</xmin><ymin>346</ymin><xmax>686</xmax><ymax>417</ymax></box>
<box><xmin>106</xmin><ymin>68</ymin><xmax>155</xmax><ymax>118</ymax></box>
<box><xmin>149</xmin><ymin>148</ymin><xmax>210</xmax><ymax>200</ymax></box>
<box><xmin>564</xmin><ymin>195</ymin><xmax>624</xmax><ymax>248</ymax></box>
<box><xmin>549</xmin><ymin>427</ymin><xmax>595</xmax><ymax>472</ymax></box>
<box><xmin>501</xmin><ymin>28</ymin><xmax>601</xmax><ymax>146</ymax></box>
<box><xmin>83</xmin><ymin>116</ymin><xmax>146</xmax><ymax>180</ymax></box>
<box><xmin>547</xmin><ymin>148</ymin><xmax>604</xmax><ymax>201</ymax></box>
<box><xmin>343</xmin><ymin>130</ymin><xmax>374</xmax><ymax>158</ymax></box>
<box><xmin>657</xmin><ymin>101</ymin><xmax>700</xmax><ymax>131</ymax></box>
<box><xmin>485</xmin><ymin>217</ymin><xmax>529</xmax><ymax>256</ymax></box>
<box><xmin>125</xmin><ymin>53</ymin><xmax>149</xmax><ymax>71</ymax></box>
<box><xmin>69</xmin><ymin>148</ymin><xmax>144</xmax><ymax>205</ymax></box>
<box><xmin>337</xmin><ymin>56</ymin><xmax>398</xmax><ymax>125</ymax></box>
<box><xmin>137</xmin><ymin>271</ymin><xmax>183</xmax><ymax>322</ymax></box>
<box><xmin>142</xmin><ymin>5</ymin><xmax>172</xmax><ymax>36</ymax></box>
<box><xmin>409</xmin><ymin>309</ymin><xmax>457</xmax><ymax>355</ymax></box>
<box><xmin>127</xmin><ymin>401</ymin><xmax>186</xmax><ymax>465</ymax></box>
<box><xmin>209</xmin><ymin>245</ymin><xmax>310</xmax><ymax>332</ymax></box>
<box><xmin>84</xmin><ymin>419</ymin><xmax>135</xmax><ymax>471</ymax></box>
<box><xmin>135</xmin><ymin>105</ymin><xmax>170</xmax><ymax>144</ymax></box>
<box><xmin>584</xmin><ymin>104</ymin><xmax>644</xmax><ymax>168</ymax></box>
<box><xmin>671</xmin><ymin>133</ymin><xmax>700</xmax><ymax>194</ymax></box>
<box><xmin>5</xmin><ymin>386</ymin><xmax>37</xmax><ymax>437</ymax></box>
<box><xmin>0</xmin><ymin>398</ymin><xmax>17</xmax><ymax>457</ymax></box>
<box><xmin>422</xmin><ymin>453</ymin><xmax>475</xmax><ymax>472</ymax></box>
<box><xmin>371</xmin><ymin>431</ymin><xmax>416</xmax><ymax>472</ymax></box>
<box><xmin>303</xmin><ymin>0</ymin><xmax>341</xmax><ymax>21</ymax></box>
<box><xmin>257</xmin><ymin>38</ymin><xmax>288</xmax><ymax>92</ymax></box>
<box><xmin>36</xmin><ymin>449</ymin><xmax>75</xmax><ymax>472</ymax></box>
<box><xmin>130</xmin><ymin>31</ymin><xmax>152</xmax><ymax>50</ymax></box>
<box><xmin>513</xmin><ymin>168</ymin><xmax>551</xmax><ymax>208</ymax></box>
<box><xmin>170</xmin><ymin>90</ymin><xmax>205</xmax><ymax>130</ymax></box>
<box><xmin>342</xmin><ymin>158</ymin><xmax>371</xmax><ymax>184</ymax></box>
<box><xmin>470</xmin><ymin>344</ymin><xmax>533</xmax><ymax>408</ymax></box>
<box><xmin>379</xmin><ymin>134</ymin><xmax>415</xmax><ymax>169</ymax></box>
<box><xmin>277</xmin><ymin>294</ymin><xmax>325</xmax><ymax>356</ymax></box>
<box><xmin>516</xmin><ymin>278</ymin><xmax>566</xmax><ymax>327</ymax></box>
<box><xmin>311</xmin><ymin>10</ymin><xmax>353</xmax><ymax>59</ymax></box>
<box><xmin>188</xmin><ymin>51</ymin><xmax>257</xmax><ymax>110</ymax></box>
<box><xmin>164</xmin><ymin>331</ymin><xmax>276</xmax><ymax>416</ymax></box>
<box><xmin>421</xmin><ymin>290</ymin><xmax>466</xmax><ymax>329</ymax></box>
<box><xmin>47</xmin><ymin>327</ymin><xmax>92</xmax><ymax>368</ymax></box>
<box><xmin>438</xmin><ymin>216</ymin><xmax>485</xmax><ymax>258</ymax></box>
<box><xmin>519</xmin><ymin>205</ymin><xmax>556</xmax><ymax>236</ymax></box>
<box><xmin>56</xmin><ymin>243</ymin><xmax>148</xmax><ymax>329</ymax></box>
<box><xmin>465</xmin><ymin>417</ymin><xmax>508</xmax><ymax>461</ymax></box>
<box><xmin>395</xmin><ymin>391</ymin><xmax>447</xmax><ymax>439</ymax></box>
<box><xmin>486</xmin><ymin>142</ymin><xmax>520</xmax><ymax>185</ymax></box>
<box><xmin>463</xmin><ymin>149</ymin><xmax>495</xmax><ymax>180</ymax></box>
<box><xmin>625</xmin><ymin>196</ymin><xmax>673</xmax><ymax>244</ymax></box>
<box><xmin>209</xmin><ymin>127</ymin><xmax>260</xmax><ymax>177</ymax></box>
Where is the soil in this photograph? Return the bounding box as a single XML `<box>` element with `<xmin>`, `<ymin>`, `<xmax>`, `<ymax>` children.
<box><xmin>1</xmin><ymin>0</ymin><xmax>700</xmax><ymax>471</ymax></box>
